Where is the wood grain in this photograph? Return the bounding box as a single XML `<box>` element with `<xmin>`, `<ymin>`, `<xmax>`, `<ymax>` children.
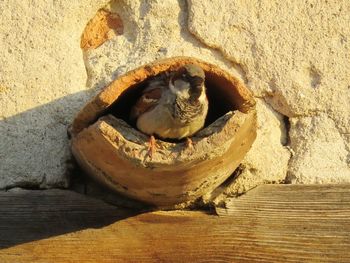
<box><xmin>1</xmin><ymin>184</ymin><xmax>350</xmax><ymax>262</ymax></box>
<box><xmin>0</xmin><ymin>189</ymin><xmax>134</xmax><ymax>249</ymax></box>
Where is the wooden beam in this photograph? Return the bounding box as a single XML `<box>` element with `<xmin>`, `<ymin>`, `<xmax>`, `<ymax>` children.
<box><xmin>0</xmin><ymin>185</ymin><xmax>350</xmax><ymax>262</ymax></box>
<box><xmin>0</xmin><ymin>189</ymin><xmax>135</xmax><ymax>249</ymax></box>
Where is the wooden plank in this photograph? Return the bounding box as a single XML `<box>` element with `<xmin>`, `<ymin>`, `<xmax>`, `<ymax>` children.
<box><xmin>0</xmin><ymin>189</ymin><xmax>135</xmax><ymax>249</ymax></box>
<box><xmin>216</xmin><ymin>184</ymin><xmax>350</xmax><ymax>262</ymax></box>
<box><xmin>0</xmin><ymin>185</ymin><xmax>350</xmax><ymax>262</ymax></box>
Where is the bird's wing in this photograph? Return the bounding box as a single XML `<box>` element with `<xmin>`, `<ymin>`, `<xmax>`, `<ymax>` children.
<box><xmin>130</xmin><ymin>78</ymin><xmax>166</xmax><ymax>121</ymax></box>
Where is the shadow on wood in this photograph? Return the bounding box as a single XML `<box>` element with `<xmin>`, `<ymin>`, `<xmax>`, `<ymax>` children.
<box><xmin>0</xmin><ymin>189</ymin><xmax>136</xmax><ymax>249</ymax></box>
<box><xmin>1</xmin><ymin>184</ymin><xmax>350</xmax><ymax>262</ymax></box>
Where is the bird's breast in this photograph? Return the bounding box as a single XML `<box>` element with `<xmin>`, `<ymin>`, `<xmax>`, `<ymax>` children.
<box><xmin>136</xmin><ymin>102</ymin><xmax>207</xmax><ymax>139</ymax></box>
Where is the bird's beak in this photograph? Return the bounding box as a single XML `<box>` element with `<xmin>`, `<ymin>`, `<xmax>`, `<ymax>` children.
<box><xmin>190</xmin><ymin>76</ymin><xmax>204</xmax><ymax>88</ymax></box>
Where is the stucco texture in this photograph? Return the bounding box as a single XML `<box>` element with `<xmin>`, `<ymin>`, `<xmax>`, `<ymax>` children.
<box><xmin>1</xmin><ymin>0</ymin><xmax>349</xmax><ymax>199</ymax></box>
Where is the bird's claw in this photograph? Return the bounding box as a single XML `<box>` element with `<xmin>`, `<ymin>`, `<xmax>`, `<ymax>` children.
<box><xmin>185</xmin><ymin>137</ymin><xmax>194</xmax><ymax>150</ymax></box>
<box><xmin>147</xmin><ymin>135</ymin><xmax>156</xmax><ymax>159</ymax></box>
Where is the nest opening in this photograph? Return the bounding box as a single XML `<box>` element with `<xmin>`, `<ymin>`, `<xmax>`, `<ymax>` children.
<box><xmin>103</xmin><ymin>70</ymin><xmax>239</xmax><ymax>141</ymax></box>
<box><xmin>70</xmin><ymin>57</ymin><xmax>256</xmax><ymax>207</ymax></box>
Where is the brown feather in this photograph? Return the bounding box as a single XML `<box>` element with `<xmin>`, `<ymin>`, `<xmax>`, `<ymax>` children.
<box><xmin>130</xmin><ymin>87</ymin><xmax>163</xmax><ymax>121</ymax></box>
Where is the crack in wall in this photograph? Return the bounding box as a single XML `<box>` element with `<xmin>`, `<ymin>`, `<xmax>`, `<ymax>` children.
<box><xmin>184</xmin><ymin>0</ymin><xmax>249</xmax><ymax>85</ymax></box>
<box><xmin>183</xmin><ymin>0</ymin><xmax>293</xmax><ymax>191</ymax></box>
<box><xmin>178</xmin><ymin>0</ymin><xmax>248</xmax><ymax>84</ymax></box>
<box><xmin>181</xmin><ymin>0</ymin><xmax>296</xmax><ymax>199</ymax></box>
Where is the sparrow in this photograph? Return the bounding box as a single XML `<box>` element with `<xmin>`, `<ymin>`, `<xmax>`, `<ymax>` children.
<box><xmin>130</xmin><ymin>64</ymin><xmax>208</xmax><ymax>157</ymax></box>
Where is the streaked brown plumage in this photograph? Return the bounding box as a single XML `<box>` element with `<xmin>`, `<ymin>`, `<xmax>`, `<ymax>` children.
<box><xmin>130</xmin><ymin>64</ymin><xmax>208</xmax><ymax>156</ymax></box>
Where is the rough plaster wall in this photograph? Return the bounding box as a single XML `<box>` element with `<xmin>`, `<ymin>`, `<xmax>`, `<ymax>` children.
<box><xmin>0</xmin><ymin>0</ymin><xmax>108</xmax><ymax>188</ymax></box>
<box><xmin>187</xmin><ymin>0</ymin><xmax>350</xmax><ymax>189</ymax></box>
<box><xmin>287</xmin><ymin>114</ymin><xmax>350</xmax><ymax>184</ymax></box>
<box><xmin>0</xmin><ymin>0</ymin><xmax>349</xmax><ymax>196</ymax></box>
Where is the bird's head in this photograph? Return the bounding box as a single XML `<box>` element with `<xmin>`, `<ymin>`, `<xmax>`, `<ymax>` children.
<box><xmin>170</xmin><ymin>64</ymin><xmax>206</xmax><ymax>101</ymax></box>
<box><xmin>183</xmin><ymin>64</ymin><xmax>205</xmax><ymax>86</ymax></box>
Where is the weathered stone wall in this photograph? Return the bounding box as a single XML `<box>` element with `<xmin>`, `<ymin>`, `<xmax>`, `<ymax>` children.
<box><xmin>1</xmin><ymin>0</ymin><xmax>349</xmax><ymax>196</ymax></box>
